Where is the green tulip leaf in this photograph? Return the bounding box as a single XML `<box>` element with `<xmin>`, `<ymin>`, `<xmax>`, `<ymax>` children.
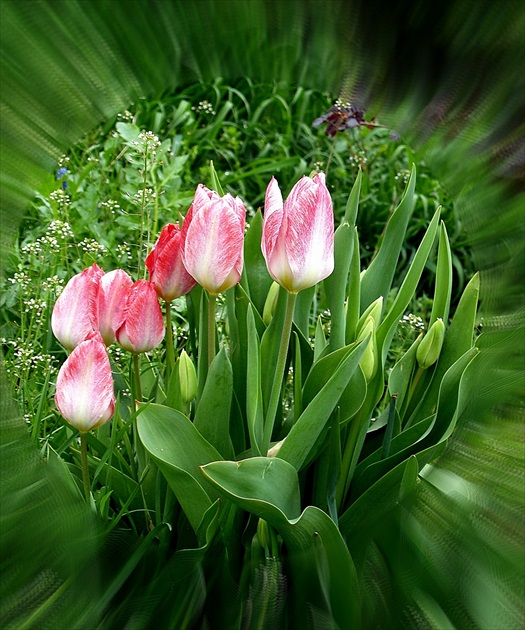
<box><xmin>360</xmin><ymin>163</ymin><xmax>416</xmax><ymax>312</ymax></box>
<box><xmin>137</xmin><ymin>403</ymin><xmax>223</xmax><ymax>532</ymax></box>
<box><xmin>430</xmin><ymin>221</ymin><xmax>453</xmax><ymax>326</ymax></box>
<box><xmin>194</xmin><ymin>348</ymin><xmax>235</xmax><ymax>460</ymax></box>
<box><xmin>246</xmin><ymin>305</ymin><xmax>264</xmax><ymax>456</ymax></box>
<box><xmin>345</xmin><ymin>228</ymin><xmax>361</xmax><ymax>343</ymax></box>
<box><xmin>278</xmin><ymin>339</ymin><xmax>368</xmax><ymax>471</ymax></box>
<box><xmin>324</xmin><ymin>170</ymin><xmax>362</xmax><ymax>349</ymax></box>
<box><xmin>243</xmin><ymin>210</ymin><xmax>273</xmax><ymax>316</ymax></box>
<box><xmin>201</xmin><ymin>457</ymin><xmax>360</xmax><ymax>627</ymax></box>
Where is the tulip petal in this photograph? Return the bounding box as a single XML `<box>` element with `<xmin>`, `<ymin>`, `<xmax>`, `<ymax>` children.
<box><xmin>55</xmin><ymin>333</ymin><xmax>115</xmax><ymax>432</ymax></box>
<box><xmin>261</xmin><ymin>177</ymin><xmax>284</xmax><ymax>261</ymax></box>
<box><xmin>51</xmin><ymin>264</ymin><xmax>103</xmax><ymax>350</ymax></box>
<box><xmin>183</xmin><ymin>197</ymin><xmax>245</xmax><ymax>294</ymax></box>
<box><xmin>116</xmin><ymin>280</ymin><xmax>165</xmax><ymax>353</ymax></box>
<box><xmin>146</xmin><ymin>224</ymin><xmax>196</xmax><ymax>301</ymax></box>
<box><xmin>98</xmin><ymin>269</ymin><xmax>133</xmax><ymax>345</ymax></box>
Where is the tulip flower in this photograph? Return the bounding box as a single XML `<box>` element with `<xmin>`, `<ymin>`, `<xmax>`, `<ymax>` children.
<box><xmin>116</xmin><ymin>280</ymin><xmax>165</xmax><ymax>354</ymax></box>
<box><xmin>416</xmin><ymin>318</ymin><xmax>445</xmax><ymax>369</ymax></box>
<box><xmin>98</xmin><ymin>269</ymin><xmax>133</xmax><ymax>345</ymax></box>
<box><xmin>51</xmin><ymin>263</ymin><xmax>104</xmax><ymax>351</ymax></box>
<box><xmin>55</xmin><ymin>331</ymin><xmax>115</xmax><ymax>432</ymax></box>
<box><xmin>181</xmin><ymin>184</ymin><xmax>246</xmax><ymax>294</ymax></box>
<box><xmin>146</xmin><ymin>223</ymin><xmax>196</xmax><ymax>302</ymax></box>
<box><xmin>262</xmin><ymin>173</ymin><xmax>334</xmax><ymax>294</ymax></box>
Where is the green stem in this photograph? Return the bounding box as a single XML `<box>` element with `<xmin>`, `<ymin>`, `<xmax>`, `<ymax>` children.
<box><xmin>404</xmin><ymin>365</ymin><xmax>424</xmax><ymax>429</ymax></box>
<box><xmin>165</xmin><ymin>300</ymin><xmax>175</xmax><ymax>382</ymax></box>
<box><xmin>207</xmin><ymin>293</ymin><xmax>217</xmax><ymax>367</ymax></box>
<box><xmin>80</xmin><ymin>432</ymin><xmax>91</xmax><ymax>502</ymax></box>
<box><xmin>263</xmin><ymin>291</ymin><xmax>297</xmax><ymax>453</ymax></box>
<box><xmin>133</xmin><ymin>353</ymin><xmax>142</xmax><ymax>403</ymax></box>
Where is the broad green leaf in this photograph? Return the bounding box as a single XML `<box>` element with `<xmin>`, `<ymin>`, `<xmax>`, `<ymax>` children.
<box><xmin>294</xmin><ymin>285</ymin><xmax>315</xmax><ymax>337</ymax></box>
<box><xmin>407</xmin><ymin>273</ymin><xmax>479</xmax><ymax>424</ymax></box>
<box><xmin>194</xmin><ymin>348</ymin><xmax>235</xmax><ymax>460</ymax></box>
<box><xmin>278</xmin><ymin>339</ymin><xmax>368</xmax><ymax>471</ymax></box>
<box><xmin>360</xmin><ymin>164</ymin><xmax>417</xmax><ymax>312</ymax></box>
<box><xmin>246</xmin><ymin>305</ymin><xmax>264</xmax><ymax>456</ymax></box>
<box><xmin>388</xmin><ymin>333</ymin><xmax>422</xmax><ymax>417</ymax></box>
<box><xmin>324</xmin><ymin>170</ymin><xmax>361</xmax><ymax>350</ymax></box>
<box><xmin>243</xmin><ymin>210</ymin><xmax>273</xmax><ymax>317</ymax></box>
<box><xmin>313</xmin><ymin>315</ymin><xmax>327</xmax><ymax>361</ymax></box>
<box><xmin>201</xmin><ymin>457</ymin><xmax>301</xmax><ymax>518</ymax></box>
<box><xmin>430</xmin><ymin>221</ymin><xmax>452</xmax><ymax>326</ymax></box>
<box><xmin>201</xmin><ymin>458</ymin><xmax>360</xmax><ymax>627</ymax></box>
<box><xmin>351</xmin><ymin>347</ymin><xmax>478</xmax><ymax>498</ymax></box>
<box><xmin>377</xmin><ymin>207</ymin><xmax>441</xmax><ymax>361</ymax></box>
<box><xmin>137</xmin><ymin>403</ymin><xmax>223</xmax><ymax>532</ymax></box>
<box><xmin>115</xmin><ymin>121</ymin><xmax>140</xmax><ymax>144</ymax></box>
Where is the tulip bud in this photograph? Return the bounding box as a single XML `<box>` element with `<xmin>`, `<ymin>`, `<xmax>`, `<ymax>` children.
<box><xmin>116</xmin><ymin>280</ymin><xmax>165</xmax><ymax>353</ymax></box>
<box><xmin>416</xmin><ymin>318</ymin><xmax>445</xmax><ymax>369</ymax></box>
<box><xmin>51</xmin><ymin>263</ymin><xmax>103</xmax><ymax>351</ymax></box>
<box><xmin>178</xmin><ymin>350</ymin><xmax>197</xmax><ymax>403</ymax></box>
<box><xmin>262</xmin><ymin>173</ymin><xmax>334</xmax><ymax>294</ymax></box>
<box><xmin>145</xmin><ymin>223</ymin><xmax>196</xmax><ymax>302</ymax></box>
<box><xmin>55</xmin><ymin>332</ymin><xmax>115</xmax><ymax>432</ymax></box>
<box><xmin>181</xmin><ymin>184</ymin><xmax>246</xmax><ymax>294</ymax></box>
<box><xmin>357</xmin><ymin>315</ymin><xmax>378</xmax><ymax>381</ymax></box>
<box><xmin>262</xmin><ymin>281</ymin><xmax>281</xmax><ymax>326</ymax></box>
<box><xmin>356</xmin><ymin>296</ymin><xmax>383</xmax><ymax>338</ymax></box>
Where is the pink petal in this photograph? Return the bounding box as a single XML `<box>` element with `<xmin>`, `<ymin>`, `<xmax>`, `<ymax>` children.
<box><xmin>98</xmin><ymin>269</ymin><xmax>133</xmax><ymax>345</ymax></box>
<box><xmin>261</xmin><ymin>177</ymin><xmax>284</xmax><ymax>261</ymax></box>
<box><xmin>183</xmin><ymin>198</ymin><xmax>245</xmax><ymax>294</ymax></box>
<box><xmin>116</xmin><ymin>280</ymin><xmax>165</xmax><ymax>353</ymax></box>
<box><xmin>51</xmin><ymin>265</ymin><xmax>103</xmax><ymax>351</ymax></box>
<box><xmin>55</xmin><ymin>333</ymin><xmax>115</xmax><ymax>432</ymax></box>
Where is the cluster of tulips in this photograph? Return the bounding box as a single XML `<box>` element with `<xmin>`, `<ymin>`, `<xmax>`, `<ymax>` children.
<box><xmin>52</xmin><ymin>173</ymin><xmax>334</xmax><ymax>435</ymax></box>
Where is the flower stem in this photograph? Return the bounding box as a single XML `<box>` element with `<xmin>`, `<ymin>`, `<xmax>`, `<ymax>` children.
<box><xmin>165</xmin><ymin>300</ymin><xmax>175</xmax><ymax>382</ymax></box>
<box><xmin>207</xmin><ymin>293</ymin><xmax>217</xmax><ymax>367</ymax></box>
<box><xmin>132</xmin><ymin>353</ymin><xmax>142</xmax><ymax>403</ymax></box>
<box><xmin>80</xmin><ymin>432</ymin><xmax>91</xmax><ymax>502</ymax></box>
<box><xmin>263</xmin><ymin>291</ymin><xmax>297</xmax><ymax>453</ymax></box>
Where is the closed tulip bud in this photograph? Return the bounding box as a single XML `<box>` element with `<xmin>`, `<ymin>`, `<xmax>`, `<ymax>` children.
<box><xmin>262</xmin><ymin>281</ymin><xmax>281</xmax><ymax>326</ymax></box>
<box><xmin>181</xmin><ymin>184</ymin><xmax>246</xmax><ymax>294</ymax></box>
<box><xmin>145</xmin><ymin>223</ymin><xmax>197</xmax><ymax>302</ymax></box>
<box><xmin>357</xmin><ymin>316</ymin><xmax>378</xmax><ymax>381</ymax></box>
<box><xmin>116</xmin><ymin>280</ymin><xmax>165</xmax><ymax>353</ymax></box>
<box><xmin>51</xmin><ymin>263</ymin><xmax>104</xmax><ymax>351</ymax></box>
<box><xmin>98</xmin><ymin>269</ymin><xmax>133</xmax><ymax>345</ymax></box>
<box><xmin>55</xmin><ymin>332</ymin><xmax>115</xmax><ymax>432</ymax></box>
<box><xmin>416</xmin><ymin>318</ymin><xmax>445</xmax><ymax>369</ymax></box>
<box><xmin>262</xmin><ymin>173</ymin><xmax>334</xmax><ymax>294</ymax></box>
<box><xmin>356</xmin><ymin>296</ymin><xmax>383</xmax><ymax>337</ymax></box>
<box><xmin>178</xmin><ymin>350</ymin><xmax>197</xmax><ymax>403</ymax></box>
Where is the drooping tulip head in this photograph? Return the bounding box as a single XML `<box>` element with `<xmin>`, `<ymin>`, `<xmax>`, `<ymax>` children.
<box><xmin>98</xmin><ymin>269</ymin><xmax>133</xmax><ymax>345</ymax></box>
<box><xmin>181</xmin><ymin>184</ymin><xmax>246</xmax><ymax>294</ymax></box>
<box><xmin>262</xmin><ymin>173</ymin><xmax>334</xmax><ymax>294</ymax></box>
<box><xmin>116</xmin><ymin>280</ymin><xmax>165</xmax><ymax>353</ymax></box>
<box><xmin>145</xmin><ymin>223</ymin><xmax>196</xmax><ymax>302</ymax></box>
<box><xmin>54</xmin><ymin>331</ymin><xmax>115</xmax><ymax>432</ymax></box>
<box><xmin>51</xmin><ymin>263</ymin><xmax>104</xmax><ymax>351</ymax></box>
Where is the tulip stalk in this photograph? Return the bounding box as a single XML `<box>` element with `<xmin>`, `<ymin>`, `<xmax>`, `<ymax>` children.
<box><xmin>262</xmin><ymin>291</ymin><xmax>297</xmax><ymax>452</ymax></box>
<box><xmin>80</xmin><ymin>432</ymin><xmax>91</xmax><ymax>502</ymax></box>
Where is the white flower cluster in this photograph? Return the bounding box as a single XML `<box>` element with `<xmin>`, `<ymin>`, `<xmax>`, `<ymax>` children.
<box><xmin>395</xmin><ymin>170</ymin><xmax>410</xmax><ymax>185</ymax></box>
<box><xmin>78</xmin><ymin>238</ymin><xmax>107</xmax><ymax>255</ymax></box>
<box><xmin>192</xmin><ymin>100</ymin><xmax>216</xmax><ymax>115</ymax></box>
<box><xmin>400</xmin><ymin>313</ymin><xmax>426</xmax><ymax>332</ymax></box>
<box><xmin>349</xmin><ymin>151</ymin><xmax>368</xmax><ymax>168</ymax></box>
<box><xmin>100</xmin><ymin>199</ymin><xmax>122</xmax><ymax>215</ymax></box>
<box><xmin>49</xmin><ymin>189</ymin><xmax>70</xmax><ymax>205</ymax></box>
<box><xmin>21</xmin><ymin>234</ymin><xmax>62</xmax><ymax>256</ymax></box>
<box><xmin>48</xmin><ymin>220</ymin><xmax>74</xmax><ymax>239</ymax></box>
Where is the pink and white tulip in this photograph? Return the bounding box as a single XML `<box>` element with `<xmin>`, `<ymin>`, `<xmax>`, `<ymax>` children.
<box><xmin>98</xmin><ymin>269</ymin><xmax>133</xmax><ymax>345</ymax></box>
<box><xmin>116</xmin><ymin>280</ymin><xmax>165</xmax><ymax>353</ymax></box>
<box><xmin>181</xmin><ymin>184</ymin><xmax>246</xmax><ymax>294</ymax></box>
<box><xmin>145</xmin><ymin>223</ymin><xmax>196</xmax><ymax>302</ymax></box>
<box><xmin>51</xmin><ymin>263</ymin><xmax>104</xmax><ymax>351</ymax></box>
<box><xmin>262</xmin><ymin>173</ymin><xmax>334</xmax><ymax>293</ymax></box>
<box><xmin>55</xmin><ymin>331</ymin><xmax>115</xmax><ymax>432</ymax></box>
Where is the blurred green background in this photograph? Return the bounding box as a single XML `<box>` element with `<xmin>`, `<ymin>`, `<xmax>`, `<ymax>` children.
<box><xmin>1</xmin><ymin>0</ymin><xmax>523</xmax><ymax>627</ymax></box>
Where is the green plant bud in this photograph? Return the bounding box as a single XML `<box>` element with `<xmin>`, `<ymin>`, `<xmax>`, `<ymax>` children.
<box><xmin>356</xmin><ymin>296</ymin><xmax>383</xmax><ymax>338</ymax></box>
<box><xmin>356</xmin><ymin>314</ymin><xmax>375</xmax><ymax>343</ymax></box>
<box><xmin>416</xmin><ymin>318</ymin><xmax>445</xmax><ymax>369</ymax></box>
<box><xmin>359</xmin><ymin>333</ymin><xmax>377</xmax><ymax>381</ymax></box>
<box><xmin>262</xmin><ymin>281</ymin><xmax>280</xmax><ymax>326</ymax></box>
<box><xmin>178</xmin><ymin>349</ymin><xmax>197</xmax><ymax>403</ymax></box>
<box><xmin>267</xmin><ymin>438</ymin><xmax>285</xmax><ymax>457</ymax></box>
<box><xmin>257</xmin><ymin>518</ymin><xmax>270</xmax><ymax>551</ymax></box>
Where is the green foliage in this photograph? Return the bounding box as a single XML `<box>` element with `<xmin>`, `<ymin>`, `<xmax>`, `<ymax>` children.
<box><xmin>1</xmin><ymin>80</ymin><xmax>481</xmax><ymax>627</ymax></box>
